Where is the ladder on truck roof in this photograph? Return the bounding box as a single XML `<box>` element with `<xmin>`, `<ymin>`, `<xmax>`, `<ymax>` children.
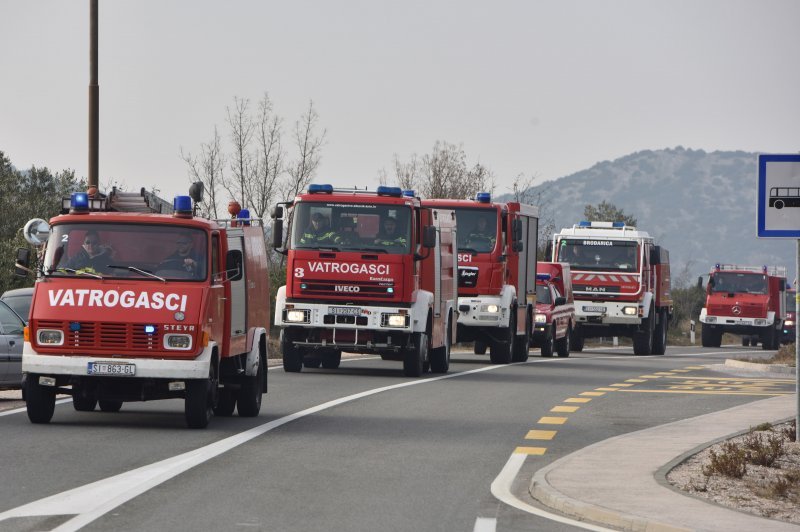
<box><xmin>716</xmin><ymin>264</ymin><xmax>787</xmax><ymax>278</ymax></box>
<box><xmin>108</xmin><ymin>187</ymin><xmax>173</xmax><ymax>214</ymax></box>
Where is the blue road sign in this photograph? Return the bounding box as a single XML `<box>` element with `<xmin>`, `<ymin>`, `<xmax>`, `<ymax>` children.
<box><xmin>758</xmin><ymin>154</ymin><xmax>800</xmax><ymax>238</ymax></box>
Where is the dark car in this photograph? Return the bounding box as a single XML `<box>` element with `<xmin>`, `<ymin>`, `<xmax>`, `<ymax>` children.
<box><xmin>1</xmin><ymin>287</ymin><xmax>34</xmax><ymax>325</ymax></box>
<box><xmin>0</xmin><ymin>299</ymin><xmax>24</xmax><ymax>390</ymax></box>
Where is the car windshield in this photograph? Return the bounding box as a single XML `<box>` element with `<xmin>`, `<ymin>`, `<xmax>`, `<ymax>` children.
<box><xmin>536</xmin><ymin>284</ymin><xmax>552</xmax><ymax>305</ymax></box>
<box><xmin>453</xmin><ymin>208</ymin><xmax>498</xmax><ymax>253</ymax></box>
<box><xmin>709</xmin><ymin>272</ymin><xmax>768</xmax><ymax>295</ymax></box>
<box><xmin>786</xmin><ymin>291</ymin><xmax>796</xmax><ymax>313</ymax></box>
<box><xmin>42</xmin><ymin>223</ymin><xmax>208</xmax><ymax>281</ymax></box>
<box><xmin>1</xmin><ymin>294</ymin><xmax>32</xmax><ymax>323</ymax></box>
<box><xmin>556</xmin><ymin>239</ymin><xmax>638</xmax><ymax>272</ymax></box>
<box><xmin>290</xmin><ymin>202</ymin><xmax>412</xmax><ymax>254</ymax></box>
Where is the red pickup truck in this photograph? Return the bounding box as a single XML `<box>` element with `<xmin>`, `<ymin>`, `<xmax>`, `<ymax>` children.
<box><xmin>532</xmin><ymin>262</ymin><xmax>575</xmax><ymax>357</ymax></box>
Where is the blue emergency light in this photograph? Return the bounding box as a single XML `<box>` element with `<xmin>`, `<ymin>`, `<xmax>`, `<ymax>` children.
<box><xmin>70</xmin><ymin>192</ymin><xmax>89</xmax><ymax>212</ymax></box>
<box><xmin>238</xmin><ymin>209</ymin><xmax>251</xmax><ymax>225</ymax></box>
<box><xmin>612</xmin><ymin>221</ymin><xmax>625</xmax><ymax>228</ymax></box>
<box><xmin>578</xmin><ymin>220</ymin><xmax>592</xmax><ymax>227</ymax></box>
<box><xmin>69</xmin><ymin>322</ymin><xmax>81</xmax><ymax>332</ymax></box>
<box><xmin>376</xmin><ymin>186</ymin><xmax>402</xmax><ymax>197</ymax></box>
<box><xmin>308</xmin><ymin>184</ymin><xmax>334</xmax><ymax>194</ymax></box>
<box><xmin>402</xmin><ymin>190</ymin><xmax>416</xmax><ymax>198</ymax></box>
<box><xmin>536</xmin><ymin>273</ymin><xmax>551</xmax><ymax>281</ymax></box>
<box><xmin>173</xmin><ymin>195</ymin><xmax>193</xmax><ymax>214</ymax></box>
<box><xmin>144</xmin><ymin>324</ymin><xmax>157</xmax><ymax>335</ymax></box>
<box><xmin>475</xmin><ymin>192</ymin><xmax>491</xmax><ymax>203</ymax></box>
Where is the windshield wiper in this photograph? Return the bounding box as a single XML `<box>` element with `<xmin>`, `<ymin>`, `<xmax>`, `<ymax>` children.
<box><xmin>457</xmin><ymin>247</ymin><xmax>479</xmax><ymax>255</ymax></box>
<box><xmin>48</xmin><ymin>267</ymin><xmax>104</xmax><ymax>279</ymax></box>
<box><xmin>108</xmin><ymin>265</ymin><xmax>165</xmax><ymax>282</ymax></box>
<box><xmin>347</xmin><ymin>247</ymin><xmax>388</xmax><ymax>253</ymax></box>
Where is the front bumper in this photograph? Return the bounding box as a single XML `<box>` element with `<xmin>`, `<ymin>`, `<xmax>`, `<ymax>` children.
<box><xmin>456</xmin><ymin>296</ymin><xmax>509</xmax><ymax>328</ymax></box>
<box><xmin>574</xmin><ymin>301</ymin><xmax>642</xmax><ymax>325</ymax></box>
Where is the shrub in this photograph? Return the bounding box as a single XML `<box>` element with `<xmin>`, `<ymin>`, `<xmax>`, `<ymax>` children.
<box><xmin>742</xmin><ymin>432</ymin><xmax>785</xmax><ymax>467</ymax></box>
<box><xmin>781</xmin><ymin>420</ymin><xmax>797</xmax><ymax>441</ymax></box>
<box><xmin>703</xmin><ymin>442</ymin><xmax>747</xmax><ymax>478</ymax></box>
<box><xmin>751</xmin><ymin>422</ymin><xmax>773</xmax><ymax>432</ymax></box>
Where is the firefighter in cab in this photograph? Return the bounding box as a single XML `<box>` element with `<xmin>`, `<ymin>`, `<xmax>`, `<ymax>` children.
<box><xmin>65</xmin><ymin>230</ymin><xmax>113</xmax><ymax>273</ymax></box>
<box><xmin>299</xmin><ymin>212</ymin><xmax>340</xmax><ymax>245</ymax></box>
<box><xmin>466</xmin><ymin>215</ymin><xmax>496</xmax><ymax>252</ymax></box>
<box><xmin>374</xmin><ymin>215</ymin><xmax>407</xmax><ymax>248</ymax></box>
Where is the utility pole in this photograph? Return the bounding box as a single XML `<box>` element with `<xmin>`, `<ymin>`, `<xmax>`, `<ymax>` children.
<box><xmin>88</xmin><ymin>0</ymin><xmax>99</xmax><ymax>192</ymax></box>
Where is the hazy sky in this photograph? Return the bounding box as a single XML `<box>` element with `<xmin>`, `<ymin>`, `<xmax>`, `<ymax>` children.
<box><xmin>2</xmin><ymin>1</ymin><xmax>799</xmax><ymax>203</ymax></box>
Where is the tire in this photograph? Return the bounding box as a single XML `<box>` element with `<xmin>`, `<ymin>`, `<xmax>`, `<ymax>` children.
<box><xmin>651</xmin><ymin>310</ymin><xmax>668</xmax><ymax>355</ymax></box>
<box><xmin>185</xmin><ymin>362</ymin><xmax>217</xmax><ymax>429</ymax></box>
<box><xmin>281</xmin><ymin>329</ymin><xmax>303</xmax><ymax>373</ymax></box>
<box><xmin>72</xmin><ymin>386</ymin><xmax>97</xmax><ymax>412</ymax></box>
<box><xmin>490</xmin><ymin>310</ymin><xmax>514</xmax><ymax>364</ymax></box>
<box><xmin>750</xmin><ymin>336</ymin><xmax>758</xmax><ymax>347</ymax></box>
<box><xmin>570</xmin><ymin>327</ymin><xmax>584</xmax><ymax>352</ymax></box>
<box><xmin>237</xmin><ymin>355</ymin><xmax>264</xmax><ymax>417</ymax></box>
<box><xmin>540</xmin><ymin>327</ymin><xmax>555</xmax><ymax>357</ymax></box>
<box><xmin>25</xmin><ymin>374</ymin><xmax>56</xmax><ymax>424</ymax></box>
<box><xmin>303</xmin><ymin>356</ymin><xmax>322</xmax><ymax>369</ymax></box>
<box><xmin>742</xmin><ymin>336</ymin><xmax>750</xmax><ymax>347</ymax></box>
<box><xmin>214</xmin><ymin>388</ymin><xmax>237</xmax><ymax>416</ymax></box>
<box><xmin>775</xmin><ymin>200</ymin><xmax>785</xmax><ymax>209</ymax></box>
<box><xmin>98</xmin><ymin>400</ymin><xmax>122</xmax><ymax>413</ymax></box>
<box><xmin>701</xmin><ymin>325</ymin><xmax>722</xmax><ymax>348</ymax></box>
<box><xmin>512</xmin><ymin>310</ymin><xmax>531</xmax><ymax>362</ymax></box>
<box><xmin>404</xmin><ymin>331</ymin><xmax>428</xmax><ymax>377</ymax></box>
<box><xmin>474</xmin><ymin>340</ymin><xmax>487</xmax><ymax>355</ymax></box>
<box><xmin>430</xmin><ymin>315</ymin><xmax>452</xmax><ymax>373</ymax></box>
<box><xmin>762</xmin><ymin>327</ymin><xmax>777</xmax><ymax>351</ymax></box>
<box><xmin>556</xmin><ymin>325</ymin><xmax>571</xmax><ymax>358</ymax></box>
<box><xmin>633</xmin><ymin>310</ymin><xmax>654</xmax><ymax>356</ymax></box>
<box><xmin>321</xmin><ymin>350</ymin><xmax>342</xmax><ymax>369</ymax></box>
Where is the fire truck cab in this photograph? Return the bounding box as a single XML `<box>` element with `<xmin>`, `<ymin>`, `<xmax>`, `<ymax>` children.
<box><xmin>17</xmin><ymin>189</ymin><xmax>270</xmax><ymax>428</ymax></box>
<box><xmin>423</xmin><ymin>194</ymin><xmax>539</xmax><ymax>363</ymax></box>
<box><xmin>552</xmin><ymin>221</ymin><xmax>672</xmax><ymax>356</ymax></box>
<box><xmin>272</xmin><ymin>185</ymin><xmax>457</xmax><ymax>377</ymax></box>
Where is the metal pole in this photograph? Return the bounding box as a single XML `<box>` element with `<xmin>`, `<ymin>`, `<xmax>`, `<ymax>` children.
<box><xmin>88</xmin><ymin>0</ymin><xmax>99</xmax><ymax>190</ymax></box>
<box><xmin>795</xmin><ymin>240</ymin><xmax>799</xmax><ymax>442</ymax></box>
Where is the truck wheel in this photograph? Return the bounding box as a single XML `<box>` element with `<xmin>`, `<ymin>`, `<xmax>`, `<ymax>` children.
<box><xmin>238</xmin><ymin>355</ymin><xmax>264</xmax><ymax>417</ymax></box>
<box><xmin>321</xmin><ymin>350</ymin><xmax>342</xmax><ymax>369</ymax></box>
<box><xmin>540</xmin><ymin>327</ymin><xmax>554</xmax><ymax>357</ymax></box>
<box><xmin>281</xmin><ymin>329</ymin><xmax>303</xmax><ymax>373</ymax></box>
<box><xmin>474</xmin><ymin>340</ymin><xmax>487</xmax><ymax>355</ymax></box>
<box><xmin>214</xmin><ymin>388</ymin><xmax>237</xmax><ymax>416</ymax></box>
<box><xmin>651</xmin><ymin>310</ymin><xmax>668</xmax><ymax>355</ymax></box>
<box><xmin>762</xmin><ymin>327</ymin><xmax>778</xmax><ymax>351</ymax></box>
<box><xmin>490</xmin><ymin>311</ymin><xmax>514</xmax><ymax>364</ymax></box>
<box><xmin>512</xmin><ymin>311</ymin><xmax>531</xmax><ymax>362</ymax></box>
<box><xmin>303</xmin><ymin>356</ymin><xmax>322</xmax><ymax>369</ymax></box>
<box><xmin>25</xmin><ymin>374</ymin><xmax>56</xmax><ymax>424</ymax></box>
<box><xmin>430</xmin><ymin>314</ymin><xmax>452</xmax><ymax>373</ymax></box>
<box><xmin>556</xmin><ymin>325</ymin><xmax>571</xmax><ymax>357</ymax></box>
<box><xmin>742</xmin><ymin>336</ymin><xmax>750</xmax><ymax>347</ymax></box>
<box><xmin>72</xmin><ymin>386</ymin><xmax>97</xmax><ymax>412</ymax></box>
<box><xmin>570</xmin><ymin>327</ymin><xmax>584</xmax><ymax>352</ymax></box>
<box><xmin>633</xmin><ymin>313</ymin><xmax>654</xmax><ymax>356</ymax></box>
<box><xmin>185</xmin><ymin>363</ymin><xmax>217</xmax><ymax>429</ymax></box>
<box><xmin>404</xmin><ymin>332</ymin><xmax>428</xmax><ymax>377</ymax></box>
<box><xmin>98</xmin><ymin>400</ymin><xmax>123</xmax><ymax>413</ymax></box>
<box><xmin>701</xmin><ymin>325</ymin><xmax>722</xmax><ymax>348</ymax></box>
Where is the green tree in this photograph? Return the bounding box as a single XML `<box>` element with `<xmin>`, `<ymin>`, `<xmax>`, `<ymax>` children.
<box><xmin>583</xmin><ymin>200</ymin><xmax>637</xmax><ymax>227</ymax></box>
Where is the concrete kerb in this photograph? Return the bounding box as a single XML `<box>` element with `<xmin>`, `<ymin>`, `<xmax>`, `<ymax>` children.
<box><xmin>723</xmin><ymin>358</ymin><xmax>796</xmax><ymax>375</ymax></box>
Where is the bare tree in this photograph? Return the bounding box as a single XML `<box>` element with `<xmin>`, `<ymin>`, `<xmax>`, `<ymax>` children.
<box><xmin>181</xmin><ymin>126</ymin><xmax>224</xmax><ymax>218</ymax></box>
<box><xmin>396</xmin><ymin>141</ymin><xmax>492</xmax><ymax>200</ymax></box>
<box><xmin>248</xmin><ymin>92</ymin><xmax>284</xmax><ymax>219</ymax></box>
<box><xmin>583</xmin><ymin>200</ymin><xmax>637</xmax><ymax>226</ymax></box>
<box><xmin>391</xmin><ymin>153</ymin><xmax>422</xmax><ymax>191</ymax></box>
<box><xmin>282</xmin><ymin>100</ymin><xmax>326</xmax><ymax>200</ymax></box>
<box><xmin>223</xmin><ymin>96</ymin><xmax>256</xmax><ymax>208</ymax></box>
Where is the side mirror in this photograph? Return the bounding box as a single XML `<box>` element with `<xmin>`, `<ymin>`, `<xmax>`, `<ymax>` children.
<box><xmin>23</xmin><ymin>218</ymin><xmax>50</xmax><ymax>246</ymax></box>
<box><xmin>697</xmin><ymin>276</ymin><xmax>704</xmax><ymax>289</ymax></box>
<box><xmin>15</xmin><ymin>248</ymin><xmax>31</xmax><ymax>277</ymax></box>
<box><xmin>272</xmin><ymin>219</ymin><xmax>284</xmax><ymax>249</ymax></box>
<box><xmin>513</xmin><ymin>241</ymin><xmax>523</xmax><ymax>252</ymax></box>
<box><xmin>272</xmin><ymin>205</ymin><xmax>284</xmax><ymax>219</ymax></box>
<box><xmin>554</xmin><ymin>296</ymin><xmax>566</xmax><ymax>306</ymax></box>
<box><xmin>225</xmin><ymin>249</ymin><xmax>243</xmax><ymax>282</ymax></box>
<box><xmin>545</xmin><ymin>242</ymin><xmax>553</xmax><ymax>260</ymax></box>
<box><xmin>423</xmin><ymin>226</ymin><xmax>437</xmax><ymax>248</ymax></box>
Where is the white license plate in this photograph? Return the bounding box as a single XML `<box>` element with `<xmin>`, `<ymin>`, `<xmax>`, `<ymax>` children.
<box><xmin>329</xmin><ymin>306</ymin><xmax>361</xmax><ymax>316</ymax></box>
<box><xmin>88</xmin><ymin>362</ymin><xmax>136</xmax><ymax>376</ymax></box>
<box><xmin>583</xmin><ymin>305</ymin><xmax>606</xmax><ymax>313</ymax></box>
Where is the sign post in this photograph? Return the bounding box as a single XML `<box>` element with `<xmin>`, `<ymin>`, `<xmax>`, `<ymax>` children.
<box><xmin>757</xmin><ymin>153</ymin><xmax>800</xmax><ymax>442</ymax></box>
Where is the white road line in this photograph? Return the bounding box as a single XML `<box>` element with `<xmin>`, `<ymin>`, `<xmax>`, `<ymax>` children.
<box><xmin>472</xmin><ymin>516</ymin><xmax>497</xmax><ymax>532</ymax></box>
<box><xmin>0</xmin><ymin>398</ymin><xmax>71</xmax><ymax>418</ymax></box>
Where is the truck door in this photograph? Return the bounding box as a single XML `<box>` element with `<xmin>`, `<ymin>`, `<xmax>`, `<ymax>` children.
<box><xmin>0</xmin><ymin>303</ymin><xmax>24</xmax><ymax>385</ymax></box>
<box><xmin>227</xmin><ymin>235</ymin><xmax>247</xmax><ymax>337</ymax></box>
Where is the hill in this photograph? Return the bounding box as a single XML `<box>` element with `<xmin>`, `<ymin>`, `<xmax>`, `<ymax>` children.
<box><xmin>511</xmin><ymin>147</ymin><xmax>796</xmax><ymax>285</ymax></box>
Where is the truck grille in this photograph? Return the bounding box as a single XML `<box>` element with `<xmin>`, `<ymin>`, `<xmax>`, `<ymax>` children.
<box><xmin>36</xmin><ymin>320</ymin><xmax>163</xmax><ymax>351</ymax></box>
<box><xmin>297</xmin><ymin>279</ymin><xmax>395</xmax><ymax>298</ymax></box>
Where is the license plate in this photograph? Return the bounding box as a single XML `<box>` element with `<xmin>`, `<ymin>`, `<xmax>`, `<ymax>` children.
<box><xmin>88</xmin><ymin>361</ymin><xmax>136</xmax><ymax>376</ymax></box>
<box><xmin>328</xmin><ymin>306</ymin><xmax>361</xmax><ymax>316</ymax></box>
<box><xmin>583</xmin><ymin>305</ymin><xmax>606</xmax><ymax>313</ymax></box>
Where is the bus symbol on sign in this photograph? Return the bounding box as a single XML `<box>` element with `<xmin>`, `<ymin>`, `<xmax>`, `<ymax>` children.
<box><xmin>757</xmin><ymin>154</ymin><xmax>800</xmax><ymax>237</ymax></box>
<box><xmin>769</xmin><ymin>187</ymin><xmax>800</xmax><ymax>210</ymax></box>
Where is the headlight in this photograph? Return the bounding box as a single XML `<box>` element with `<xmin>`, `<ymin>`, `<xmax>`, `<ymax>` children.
<box><xmin>164</xmin><ymin>334</ymin><xmax>193</xmax><ymax>350</ymax></box>
<box><xmin>482</xmin><ymin>304</ymin><xmax>499</xmax><ymax>313</ymax></box>
<box><xmin>535</xmin><ymin>314</ymin><xmax>547</xmax><ymax>323</ymax></box>
<box><xmin>622</xmin><ymin>306</ymin><xmax>638</xmax><ymax>316</ymax></box>
<box><xmin>382</xmin><ymin>314</ymin><xmax>408</xmax><ymax>328</ymax></box>
<box><xmin>285</xmin><ymin>310</ymin><xmax>309</xmax><ymax>323</ymax></box>
<box><xmin>37</xmin><ymin>329</ymin><xmax>64</xmax><ymax>345</ymax></box>
<box><xmin>705</xmin><ymin>317</ymin><xmax>716</xmax><ymax>323</ymax></box>
<box><xmin>785</xmin><ymin>320</ymin><xmax>794</xmax><ymax>327</ymax></box>
<box><xmin>754</xmin><ymin>319</ymin><xmax>767</xmax><ymax>326</ymax></box>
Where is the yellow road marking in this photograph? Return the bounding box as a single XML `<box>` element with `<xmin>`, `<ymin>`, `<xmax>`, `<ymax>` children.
<box><xmin>654</xmin><ymin>372</ymin><xmax>675</xmax><ymax>375</ymax></box>
<box><xmin>538</xmin><ymin>416</ymin><xmax>568</xmax><ymax>425</ymax></box>
<box><xmin>594</xmin><ymin>387</ymin><xmax>617</xmax><ymax>391</ymax></box>
<box><xmin>640</xmin><ymin>375</ymin><xmax>663</xmax><ymax>378</ymax></box>
<box><xmin>551</xmin><ymin>405</ymin><xmax>580</xmax><ymax>413</ymax></box>
<box><xmin>526</xmin><ymin>430</ymin><xmax>557</xmax><ymax>440</ymax></box>
<box><xmin>684</xmin><ymin>366</ymin><xmax>705</xmax><ymax>369</ymax></box>
<box><xmin>610</xmin><ymin>383</ymin><xmax>634</xmax><ymax>387</ymax></box>
<box><xmin>580</xmin><ymin>391</ymin><xmax>605</xmax><ymax>396</ymax></box>
<box><xmin>671</xmin><ymin>369</ymin><xmax>691</xmax><ymax>373</ymax></box>
<box><xmin>666</xmin><ymin>376</ymin><xmax>794</xmax><ymax>383</ymax></box>
<box><xmin>618</xmin><ymin>390</ymin><xmax>788</xmax><ymax>396</ymax></box>
<box><xmin>625</xmin><ymin>379</ymin><xmax>647</xmax><ymax>383</ymax></box>
<box><xmin>564</xmin><ymin>397</ymin><xmax>592</xmax><ymax>403</ymax></box>
<box><xmin>514</xmin><ymin>446</ymin><xmax>547</xmax><ymax>455</ymax></box>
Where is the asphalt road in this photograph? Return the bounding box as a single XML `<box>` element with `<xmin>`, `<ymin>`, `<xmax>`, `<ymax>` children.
<box><xmin>0</xmin><ymin>344</ymin><xmax>794</xmax><ymax>532</ymax></box>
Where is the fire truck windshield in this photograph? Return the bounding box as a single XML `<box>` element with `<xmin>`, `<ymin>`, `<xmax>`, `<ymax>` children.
<box><xmin>290</xmin><ymin>202</ymin><xmax>411</xmax><ymax>254</ymax></box>
<box><xmin>710</xmin><ymin>272</ymin><xmax>768</xmax><ymax>295</ymax></box>
<box><xmin>557</xmin><ymin>239</ymin><xmax>638</xmax><ymax>272</ymax></box>
<box><xmin>42</xmin><ymin>223</ymin><xmax>208</xmax><ymax>281</ymax></box>
<box><xmin>536</xmin><ymin>284</ymin><xmax>552</xmax><ymax>305</ymax></box>
<box><xmin>453</xmin><ymin>208</ymin><xmax>497</xmax><ymax>253</ymax></box>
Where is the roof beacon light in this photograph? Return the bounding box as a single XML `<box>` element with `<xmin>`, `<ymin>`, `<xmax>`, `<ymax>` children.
<box><xmin>612</xmin><ymin>221</ymin><xmax>626</xmax><ymax>228</ymax></box>
<box><xmin>308</xmin><ymin>184</ymin><xmax>334</xmax><ymax>194</ymax></box>
<box><xmin>377</xmin><ymin>186</ymin><xmax>402</xmax><ymax>197</ymax></box>
<box><xmin>536</xmin><ymin>273</ymin><xmax>552</xmax><ymax>281</ymax></box>
<box><xmin>238</xmin><ymin>208</ymin><xmax>251</xmax><ymax>226</ymax></box>
<box><xmin>475</xmin><ymin>192</ymin><xmax>491</xmax><ymax>203</ymax></box>
<box><xmin>70</xmin><ymin>192</ymin><xmax>90</xmax><ymax>213</ymax></box>
<box><xmin>578</xmin><ymin>220</ymin><xmax>592</xmax><ymax>227</ymax></box>
<box><xmin>402</xmin><ymin>189</ymin><xmax>416</xmax><ymax>198</ymax></box>
<box><xmin>173</xmin><ymin>196</ymin><xmax>193</xmax><ymax>218</ymax></box>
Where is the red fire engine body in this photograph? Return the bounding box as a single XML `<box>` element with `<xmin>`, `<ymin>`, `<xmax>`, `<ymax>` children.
<box><xmin>551</xmin><ymin>221</ymin><xmax>672</xmax><ymax>356</ymax></box>
<box><xmin>533</xmin><ymin>262</ymin><xmax>575</xmax><ymax>357</ymax></box>
<box><xmin>19</xmin><ymin>189</ymin><xmax>270</xmax><ymax>428</ymax></box>
<box><xmin>699</xmin><ymin>264</ymin><xmax>786</xmax><ymax>350</ymax></box>
<box><xmin>781</xmin><ymin>287</ymin><xmax>796</xmax><ymax>345</ymax></box>
<box><xmin>422</xmin><ymin>195</ymin><xmax>539</xmax><ymax>363</ymax></box>
<box><xmin>272</xmin><ymin>185</ymin><xmax>457</xmax><ymax>377</ymax></box>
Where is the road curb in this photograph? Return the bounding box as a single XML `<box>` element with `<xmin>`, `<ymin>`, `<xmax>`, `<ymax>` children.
<box><xmin>724</xmin><ymin>358</ymin><xmax>796</xmax><ymax>375</ymax></box>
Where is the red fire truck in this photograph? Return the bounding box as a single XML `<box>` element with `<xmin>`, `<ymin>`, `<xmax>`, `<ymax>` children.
<box><xmin>780</xmin><ymin>287</ymin><xmax>796</xmax><ymax>345</ymax></box>
<box><xmin>16</xmin><ymin>188</ymin><xmax>270</xmax><ymax>428</ymax></box>
<box><xmin>533</xmin><ymin>262</ymin><xmax>575</xmax><ymax>357</ymax></box>
<box><xmin>271</xmin><ymin>185</ymin><xmax>457</xmax><ymax>377</ymax></box>
<box><xmin>699</xmin><ymin>264</ymin><xmax>786</xmax><ymax>350</ymax></box>
<box><xmin>422</xmin><ymin>194</ymin><xmax>538</xmax><ymax>363</ymax></box>
<box><xmin>551</xmin><ymin>221</ymin><xmax>672</xmax><ymax>355</ymax></box>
